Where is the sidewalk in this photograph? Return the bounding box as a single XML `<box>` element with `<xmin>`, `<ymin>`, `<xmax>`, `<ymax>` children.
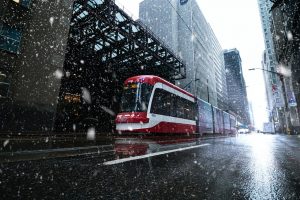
<box><xmin>0</xmin><ymin>133</ymin><xmax>115</xmax><ymax>163</ymax></box>
<box><xmin>0</xmin><ymin>132</ymin><xmax>114</xmax><ymax>151</ymax></box>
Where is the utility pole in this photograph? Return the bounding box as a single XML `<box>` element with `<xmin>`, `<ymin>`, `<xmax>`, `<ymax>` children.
<box><xmin>278</xmin><ymin>74</ymin><xmax>292</xmax><ymax>134</ymax></box>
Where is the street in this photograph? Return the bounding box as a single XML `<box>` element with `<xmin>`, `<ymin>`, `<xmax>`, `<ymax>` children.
<box><xmin>1</xmin><ymin>0</ymin><xmax>300</xmax><ymax>199</ymax></box>
<box><xmin>1</xmin><ymin>133</ymin><xmax>300</xmax><ymax>199</ymax></box>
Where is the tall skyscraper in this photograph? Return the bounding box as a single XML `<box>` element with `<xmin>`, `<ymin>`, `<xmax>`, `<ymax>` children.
<box><xmin>258</xmin><ymin>0</ymin><xmax>277</xmax><ymax>74</ymax></box>
<box><xmin>257</xmin><ymin>0</ymin><xmax>285</xmax><ymax>130</ymax></box>
<box><xmin>139</xmin><ymin>0</ymin><xmax>228</xmax><ymax>109</ymax></box>
<box><xmin>261</xmin><ymin>50</ymin><xmax>284</xmax><ymax>131</ymax></box>
<box><xmin>258</xmin><ymin>0</ymin><xmax>300</xmax><ymax>132</ymax></box>
<box><xmin>224</xmin><ymin>49</ymin><xmax>250</xmax><ymax>125</ymax></box>
<box><xmin>269</xmin><ymin>0</ymin><xmax>300</xmax><ymax>132</ymax></box>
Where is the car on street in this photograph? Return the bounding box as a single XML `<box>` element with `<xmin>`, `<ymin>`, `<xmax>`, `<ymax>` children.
<box><xmin>238</xmin><ymin>128</ymin><xmax>250</xmax><ymax>134</ymax></box>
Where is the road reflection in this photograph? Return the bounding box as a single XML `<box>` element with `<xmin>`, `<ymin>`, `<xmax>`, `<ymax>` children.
<box><xmin>114</xmin><ymin>135</ymin><xmax>200</xmax><ymax>158</ymax></box>
<box><xmin>242</xmin><ymin>133</ymin><xmax>286</xmax><ymax>199</ymax></box>
<box><xmin>100</xmin><ymin>135</ymin><xmax>214</xmax><ymax>166</ymax></box>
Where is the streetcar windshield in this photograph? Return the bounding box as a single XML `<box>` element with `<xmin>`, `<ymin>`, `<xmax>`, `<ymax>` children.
<box><xmin>121</xmin><ymin>83</ymin><xmax>153</xmax><ymax>112</ymax></box>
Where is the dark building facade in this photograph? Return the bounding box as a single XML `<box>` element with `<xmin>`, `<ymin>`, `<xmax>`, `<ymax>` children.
<box><xmin>270</xmin><ymin>0</ymin><xmax>300</xmax><ymax>131</ymax></box>
<box><xmin>224</xmin><ymin>49</ymin><xmax>250</xmax><ymax>125</ymax></box>
<box><xmin>0</xmin><ymin>0</ymin><xmax>75</xmax><ymax>132</ymax></box>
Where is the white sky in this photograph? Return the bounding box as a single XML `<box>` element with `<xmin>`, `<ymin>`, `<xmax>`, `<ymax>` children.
<box><xmin>116</xmin><ymin>0</ymin><xmax>269</xmax><ymax>129</ymax></box>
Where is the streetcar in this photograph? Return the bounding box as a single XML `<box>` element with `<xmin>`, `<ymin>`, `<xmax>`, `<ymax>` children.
<box><xmin>115</xmin><ymin>75</ymin><xmax>237</xmax><ymax>135</ymax></box>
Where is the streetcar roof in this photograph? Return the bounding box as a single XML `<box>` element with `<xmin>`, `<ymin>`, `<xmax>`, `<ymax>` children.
<box><xmin>124</xmin><ymin>75</ymin><xmax>195</xmax><ymax>98</ymax></box>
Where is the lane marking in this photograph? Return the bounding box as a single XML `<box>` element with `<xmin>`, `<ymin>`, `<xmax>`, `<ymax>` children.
<box><xmin>103</xmin><ymin>143</ymin><xmax>210</xmax><ymax>165</ymax></box>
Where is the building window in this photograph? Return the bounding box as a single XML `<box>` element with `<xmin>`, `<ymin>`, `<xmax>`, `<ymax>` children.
<box><xmin>151</xmin><ymin>89</ymin><xmax>171</xmax><ymax>116</ymax></box>
<box><xmin>21</xmin><ymin>0</ymin><xmax>32</xmax><ymax>8</ymax></box>
<box><xmin>12</xmin><ymin>0</ymin><xmax>32</xmax><ymax>8</ymax></box>
<box><xmin>0</xmin><ymin>23</ymin><xmax>22</xmax><ymax>54</ymax></box>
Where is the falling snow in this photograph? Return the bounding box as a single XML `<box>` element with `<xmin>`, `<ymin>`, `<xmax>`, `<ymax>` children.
<box><xmin>3</xmin><ymin>139</ymin><xmax>9</xmax><ymax>147</ymax></box>
<box><xmin>278</xmin><ymin>64</ymin><xmax>292</xmax><ymax>77</ymax></box>
<box><xmin>65</xmin><ymin>71</ymin><xmax>70</xmax><ymax>77</ymax></box>
<box><xmin>287</xmin><ymin>31</ymin><xmax>293</xmax><ymax>41</ymax></box>
<box><xmin>87</xmin><ymin>127</ymin><xmax>96</xmax><ymax>140</ymax></box>
<box><xmin>81</xmin><ymin>87</ymin><xmax>92</xmax><ymax>104</ymax></box>
<box><xmin>53</xmin><ymin>69</ymin><xmax>63</xmax><ymax>79</ymax></box>
<box><xmin>100</xmin><ymin>106</ymin><xmax>115</xmax><ymax>116</ymax></box>
<box><xmin>0</xmin><ymin>0</ymin><xmax>300</xmax><ymax>199</ymax></box>
<box><xmin>49</xmin><ymin>17</ymin><xmax>54</xmax><ymax>26</ymax></box>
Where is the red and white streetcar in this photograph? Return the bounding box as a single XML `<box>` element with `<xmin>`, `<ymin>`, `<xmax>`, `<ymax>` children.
<box><xmin>115</xmin><ymin>75</ymin><xmax>237</xmax><ymax>135</ymax></box>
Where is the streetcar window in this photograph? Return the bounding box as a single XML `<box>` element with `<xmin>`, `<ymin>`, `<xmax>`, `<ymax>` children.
<box><xmin>170</xmin><ymin>93</ymin><xmax>177</xmax><ymax>117</ymax></box>
<box><xmin>140</xmin><ymin>83</ymin><xmax>153</xmax><ymax>111</ymax></box>
<box><xmin>177</xmin><ymin>96</ymin><xmax>196</xmax><ymax>120</ymax></box>
<box><xmin>186</xmin><ymin>101</ymin><xmax>197</xmax><ymax>120</ymax></box>
<box><xmin>176</xmin><ymin>96</ymin><xmax>185</xmax><ymax>119</ymax></box>
<box><xmin>121</xmin><ymin>83</ymin><xmax>153</xmax><ymax>112</ymax></box>
<box><xmin>151</xmin><ymin>88</ymin><xmax>171</xmax><ymax>115</ymax></box>
<box><xmin>151</xmin><ymin>88</ymin><xmax>196</xmax><ymax>120</ymax></box>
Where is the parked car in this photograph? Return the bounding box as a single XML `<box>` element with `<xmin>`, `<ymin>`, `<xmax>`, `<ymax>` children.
<box><xmin>238</xmin><ymin>128</ymin><xmax>250</xmax><ymax>134</ymax></box>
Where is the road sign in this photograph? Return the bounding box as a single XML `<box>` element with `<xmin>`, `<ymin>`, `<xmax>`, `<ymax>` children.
<box><xmin>288</xmin><ymin>92</ymin><xmax>297</xmax><ymax>107</ymax></box>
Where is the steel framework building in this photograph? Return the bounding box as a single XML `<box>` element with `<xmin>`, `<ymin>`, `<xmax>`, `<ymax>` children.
<box><xmin>67</xmin><ymin>0</ymin><xmax>186</xmax><ymax>79</ymax></box>
<box><xmin>55</xmin><ymin>0</ymin><xmax>187</xmax><ymax>132</ymax></box>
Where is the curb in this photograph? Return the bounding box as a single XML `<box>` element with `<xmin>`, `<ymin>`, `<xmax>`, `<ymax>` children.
<box><xmin>0</xmin><ymin>144</ymin><xmax>114</xmax><ymax>164</ymax></box>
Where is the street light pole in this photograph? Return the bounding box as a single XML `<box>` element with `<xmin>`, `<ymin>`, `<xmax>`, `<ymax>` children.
<box><xmin>207</xmin><ymin>79</ymin><xmax>210</xmax><ymax>103</ymax></box>
<box><xmin>266</xmin><ymin>107</ymin><xmax>276</xmax><ymax>133</ymax></box>
<box><xmin>249</xmin><ymin>68</ymin><xmax>292</xmax><ymax>134</ymax></box>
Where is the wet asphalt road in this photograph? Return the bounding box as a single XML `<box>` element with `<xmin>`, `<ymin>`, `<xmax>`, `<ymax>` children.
<box><xmin>1</xmin><ymin>133</ymin><xmax>300</xmax><ymax>199</ymax></box>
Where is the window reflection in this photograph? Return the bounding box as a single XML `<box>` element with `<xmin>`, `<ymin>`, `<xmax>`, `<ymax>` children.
<box><xmin>0</xmin><ymin>23</ymin><xmax>22</xmax><ymax>54</ymax></box>
<box><xmin>11</xmin><ymin>0</ymin><xmax>32</xmax><ymax>8</ymax></box>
